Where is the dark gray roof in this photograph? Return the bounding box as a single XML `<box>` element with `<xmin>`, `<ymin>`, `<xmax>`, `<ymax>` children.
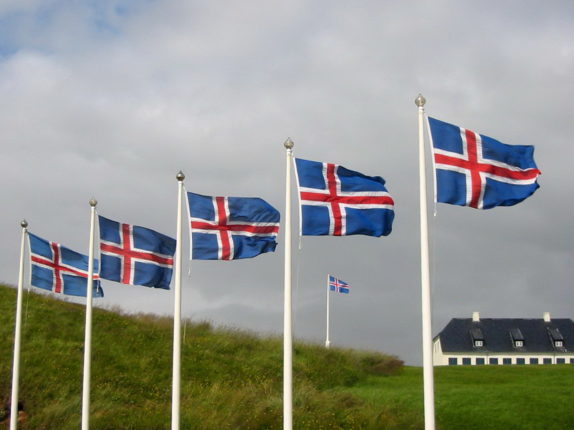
<box><xmin>510</xmin><ymin>328</ymin><xmax>524</xmax><ymax>341</ymax></box>
<box><xmin>470</xmin><ymin>327</ymin><xmax>484</xmax><ymax>341</ymax></box>
<box><xmin>435</xmin><ymin>318</ymin><xmax>574</xmax><ymax>353</ymax></box>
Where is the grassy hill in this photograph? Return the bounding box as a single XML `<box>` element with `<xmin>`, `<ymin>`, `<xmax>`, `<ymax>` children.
<box><xmin>2</xmin><ymin>284</ymin><xmax>574</xmax><ymax>429</ymax></box>
<box><xmin>0</xmin><ymin>284</ymin><xmax>404</xmax><ymax>429</ymax></box>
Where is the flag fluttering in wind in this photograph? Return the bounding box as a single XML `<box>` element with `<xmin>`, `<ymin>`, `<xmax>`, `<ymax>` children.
<box><xmin>187</xmin><ymin>192</ymin><xmax>280</xmax><ymax>260</ymax></box>
<box><xmin>328</xmin><ymin>275</ymin><xmax>350</xmax><ymax>294</ymax></box>
<box><xmin>294</xmin><ymin>158</ymin><xmax>394</xmax><ymax>236</ymax></box>
<box><xmin>428</xmin><ymin>117</ymin><xmax>541</xmax><ymax>209</ymax></box>
<box><xmin>98</xmin><ymin>216</ymin><xmax>176</xmax><ymax>289</ymax></box>
<box><xmin>28</xmin><ymin>232</ymin><xmax>103</xmax><ymax>297</ymax></box>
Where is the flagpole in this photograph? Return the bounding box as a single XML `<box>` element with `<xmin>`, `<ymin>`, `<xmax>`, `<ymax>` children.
<box><xmin>172</xmin><ymin>171</ymin><xmax>185</xmax><ymax>430</ymax></box>
<box><xmin>416</xmin><ymin>94</ymin><xmax>435</xmax><ymax>430</ymax></box>
<box><xmin>9</xmin><ymin>220</ymin><xmax>28</xmax><ymax>430</ymax></box>
<box><xmin>81</xmin><ymin>199</ymin><xmax>97</xmax><ymax>430</ymax></box>
<box><xmin>325</xmin><ymin>275</ymin><xmax>331</xmax><ymax>348</ymax></box>
<box><xmin>283</xmin><ymin>138</ymin><xmax>294</xmax><ymax>430</ymax></box>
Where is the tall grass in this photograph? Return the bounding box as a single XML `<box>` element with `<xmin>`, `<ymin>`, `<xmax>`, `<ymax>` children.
<box><xmin>0</xmin><ymin>284</ymin><xmax>402</xmax><ymax>429</ymax></box>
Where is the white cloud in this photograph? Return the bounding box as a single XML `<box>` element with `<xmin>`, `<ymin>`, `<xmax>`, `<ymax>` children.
<box><xmin>1</xmin><ymin>0</ymin><xmax>573</xmax><ymax>364</ymax></box>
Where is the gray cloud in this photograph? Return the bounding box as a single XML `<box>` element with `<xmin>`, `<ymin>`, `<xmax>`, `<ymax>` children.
<box><xmin>1</xmin><ymin>1</ymin><xmax>573</xmax><ymax>365</ymax></box>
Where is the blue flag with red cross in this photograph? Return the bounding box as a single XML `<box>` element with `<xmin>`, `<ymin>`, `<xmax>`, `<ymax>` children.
<box><xmin>98</xmin><ymin>216</ymin><xmax>176</xmax><ymax>289</ymax></box>
<box><xmin>294</xmin><ymin>158</ymin><xmax>394</xmax><ymax>236</ymax></box>
<box><xmin>328</xmin><ymin>275</ymin><xmax>350</xmax><ymax>294</ymax></box>
<box><xmin>428</xmin><ymin>117</ymin><xmax>541</xmax><ymax>209</ymax></box>
<box><xmin>28</xmin><ymin>232</ymin><xmax>103</xmax><ymax>298</ymax></box>
<box><xmin>187</xmin><ymin>192</ymin><xmax>280</xmax><ymax>260</ymax></box>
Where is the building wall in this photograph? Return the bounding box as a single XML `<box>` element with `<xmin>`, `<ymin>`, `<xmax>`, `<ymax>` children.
<box><xmin>433</xmin><ymin>338</ymin><xmax>574</xmax><ymax>366</ymax></box>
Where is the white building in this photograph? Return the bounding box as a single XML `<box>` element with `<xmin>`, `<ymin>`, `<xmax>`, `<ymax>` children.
<box><xmin>433</xmin><ymin>312</ymin><xmax>574</xmax><ymax>366</ymax></box>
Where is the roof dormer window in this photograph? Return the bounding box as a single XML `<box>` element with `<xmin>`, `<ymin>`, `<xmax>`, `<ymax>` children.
<box><xmin>470</xmin><ymin>327</ymin><xmax>484</xmax><ymax>348</ymax></box>
<box><xmin>510</xmin><ymin>328</ymin><xmax>525</xmax><ymax>348</ymax></box>
<box><xmin>548</xmin><ymin>327</ymin><xmax>565</xmax><ymax>349</ymax></box>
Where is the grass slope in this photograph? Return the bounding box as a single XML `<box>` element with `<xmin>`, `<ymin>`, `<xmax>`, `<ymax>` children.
<box><xmin>0</xmin><ymin>285</ymin><xmax>402</xmax><ymax>429</ymax></box>
<box><xmin>2</xmin><ymin>284</ymin><xmax>574</xmax><ymax>429</ymax></box>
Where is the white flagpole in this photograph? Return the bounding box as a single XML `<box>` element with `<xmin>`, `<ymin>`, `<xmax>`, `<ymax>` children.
<box><xmin>172</xmin><ymin>171</ymin><xmax>185</xmax><ymax>430</ymax></box>
<box><xmin>325</xmin><ymin>275</ymin><xmax>331</xmax><ymax>348</ymax></box>
<box><xmin>416</xmin><ymin>94</ymin><xmax>435</xmax><ymax>430</ymax></box>
<box><xmin>81</xmin><ymin>199</ymin><xmax>97</xmax><ymax>430</ymax></box>
<box><xmin>283</xmin><ymin>138</ymin><xmax>294</xmax><ymax>430</ymax></box>
<box><xmin>10</xmin><ymin>220</ymin><xmax>28</xmax><ymax>430</ymax></box>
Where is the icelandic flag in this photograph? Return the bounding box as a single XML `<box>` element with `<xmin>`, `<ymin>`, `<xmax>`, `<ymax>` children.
<box><xmin>28</xmin><ymin>233</ymin><xmax>103</xmax><ymax>298</ymax></box>
<box><xmin>294</xmin><ymin>158</ymin><xmax>394</xmax><ymax>236</ymax></box>
<box><xmin>187</xmin><ymin>192</ymin><xmax>280</xmax><ymax>260</ymax></box>
<box><xmin>328</xmin><ymin>275</ymin><xmax>350</xmax><ymax>294</ymax></box>
<box><xmin>98</xmin><ymin>216</ymin><xmax>176</xmax><ymax>289</ymax></box>
<box><xmin>428</xmin><ymin>117</ymin><xmax>541</xmax><ymax>209</ymax></box>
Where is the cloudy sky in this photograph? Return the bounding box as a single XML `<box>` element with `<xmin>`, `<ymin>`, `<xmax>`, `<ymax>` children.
<box><xmin>1</xmin><ymin>0</ymin><xmax>573</xmax><ymax>365</ymax></box>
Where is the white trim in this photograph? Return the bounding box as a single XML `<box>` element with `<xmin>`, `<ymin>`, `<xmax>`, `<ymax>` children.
<box><xmin>433</xmin><ymin>349</ymin><xmax>574</xmax><ymax>366</ymax></box>
<box><xmin>425</xmin><ymin>114</ymin><xmax>438</xmax><ymax>210</ymax></box>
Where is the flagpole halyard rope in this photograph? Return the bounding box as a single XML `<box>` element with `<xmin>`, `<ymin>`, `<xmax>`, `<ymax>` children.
<box><xmin>293</xmin><ymin>235</ymin><xmax>302</xmax><ymax>337</ymax></box>
<box><xmin>23</xmin><ymin>282</ymin><xmax>31</xmax><ymax>328</ymax></box>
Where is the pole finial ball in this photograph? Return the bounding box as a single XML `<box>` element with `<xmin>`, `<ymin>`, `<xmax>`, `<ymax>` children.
<box><xmin>415</xmin><ymin>94</ymin><xmax>426</xmax><ymax>107</ymax></box>
<box><xmin>20</xmin><ymin>219</ymin><xmax>28</xmax><ymax>228</ymax></box>
<box><xmin>176</xmin><ymin>171</ymin><xmax>185</xmax><ymax>181</ymax></box>
<box><xmin>284</xmin><ymin>138</ymin><xmax>294</xmax><ymax>150</ymax></box>
<box><xmin>89</xmin><ymin>198</ymin><xmax>98</xmax><ymax>207</ymax></box>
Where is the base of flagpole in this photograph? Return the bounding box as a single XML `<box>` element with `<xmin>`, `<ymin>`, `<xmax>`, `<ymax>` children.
<box><xmin>325</xmin><ymin>340</ymin><xmax>331</xmax><ymax>348</ymax></box>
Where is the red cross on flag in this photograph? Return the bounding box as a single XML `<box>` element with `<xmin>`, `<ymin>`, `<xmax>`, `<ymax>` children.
<box><xmin>428</xmin><ymin>117</ymin><xmax>541</xmax><ymax>209</ymax></box>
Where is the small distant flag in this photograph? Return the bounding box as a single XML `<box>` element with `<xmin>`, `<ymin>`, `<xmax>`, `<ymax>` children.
<box><xmin>28</xmin><ymin>232</ymin><xmax>103</xmax><ymax>297</ymax></box>
<box><xmin>98</xmin><ymin>216</ymin><xmax>176</xmax><ymax>289</ymax></box>
<box><xmin>294</xmin><ymin>158</ymin><xmax>394</xmax><ymax>236</ymax></box>
<box><xmin>328</xmin><ymin>275</ymin><xmax>350</xmax><ymax>294</ymax></box>
<box><xmin>428</xmin><ymin>117</ymin><xmax>541</xmax><ymax>209</ymax></box>
<box><xmin>187</xmin><ymin>192</ymin><xmax>280</xmax><ymax>260</ymax></box>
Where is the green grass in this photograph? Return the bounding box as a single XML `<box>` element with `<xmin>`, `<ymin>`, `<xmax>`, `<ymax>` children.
<box><xmin>346</xmin><ymin>365</ymin><xmax>574</xmax><ymax>429</ymax></box>
<box><xmin>0</xmin><ymin>284</ymin><xmax>402</xmax><ymax>429</ymax></box>
<box><xmin>2</xmin><ymin>283</ymin><xmax>574</xmax><ymax>429</ymax></box>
